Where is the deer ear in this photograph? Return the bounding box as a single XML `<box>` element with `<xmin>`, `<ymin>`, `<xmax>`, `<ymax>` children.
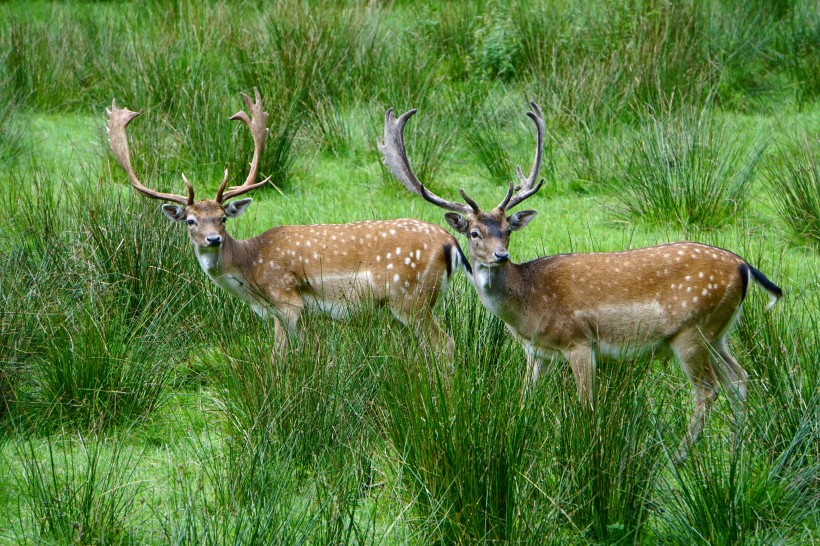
<box><xmin>161</xmin><ymin>204</ymin><xmax>186</xmax><ymax>222</ymax></box>
<box><xmin>225</xmin><ymin>198</ymin><xmax>253</xmax><ymax>218</ymax></box>
<box><xmin>508</xmin><ymin>210</ymin><xmax>537</xmax><ymax>231</ymax></box>
<box><xmin>445</xmin><ymin>213</ymin><xmax>469</xmax><ymax>234</ymax></box>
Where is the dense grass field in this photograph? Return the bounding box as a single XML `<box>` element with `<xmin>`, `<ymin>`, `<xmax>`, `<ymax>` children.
<box><xmin>0</xmin><ymin>1</ymin><xmax>818</xmax><ymax>544</ymax></box>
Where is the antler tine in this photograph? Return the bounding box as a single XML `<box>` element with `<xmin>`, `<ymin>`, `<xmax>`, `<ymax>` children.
<box><xmin>214</xmin><ymin>169</ymin><xmax>230</xmax><ymax>203</ymax></box>
<box><xmin>459</xmin><ymin>189</ymin><xmax>481</xmax><ymax>213</ymax></box>
<box><xmin>379</xmin><ymin>108</ymin><xmax>473</xmax><ymax>215</ymax></box>
<box><xmin>220</xmin><ymin>88</ymin><xmax>270</xmax><ymax>202</ymax></box>
<box><xmin>107</xmin><ymin>99</ymin><xmax>193</xmax><ymax>206</ymax></box>
<box><xmin>181</xmin><ymin>174</ymin><xmax>195</xmax><ymax>204</ymax></box>
<box><xmin>496</xmin><ymin>182</ymin><xmax>515</xmax><ymax>210</ymax></box>
<box><xmin>501</xmin><ymin>101</ymin><xmax>545</xmax><ymax>211</ymax></box>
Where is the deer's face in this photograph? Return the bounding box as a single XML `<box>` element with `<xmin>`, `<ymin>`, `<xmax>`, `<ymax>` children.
<box><xmin>161</xmin><ymin>198</ymin><xmax>252</xmax><ymax>249</ymax></box>
<box><xmin>444</xmin><ymin>208</ymin><xmax>538</xmax><ymax>267</ymax></box>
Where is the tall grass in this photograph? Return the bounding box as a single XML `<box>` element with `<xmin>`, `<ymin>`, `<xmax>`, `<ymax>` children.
<box><xmin>20</xmin><ymin>291</ymin><xmax>179</xmax><ymax>429</ymax></box>
<box><xmin>659</xmin><ymin>427</ymin><xmax>816</xmax><ymax>545</ymax></box>
<box><xmin>764</xmin><ymin>131</ymin><xmax>820</xmax><ymax>248</ymax></box>
<box><xmin>610</xmin><ymin>108</ymin><xmax>762</xmax><ymax>229</ymax></box>
<box><xmin>544</xmin><ymin>353</ymin><xmax>670</xmax><ymax>543</ymax></box>
<box><xmin>466</xmin><ymin>101</ymin><xmax>516</xmax><ymax>184</ymax></box>
<box><xmin>1</xmin><ymin>164</ymin><xmax>203</xmax><ymax>430</ymax></box>
<box><xmin>209</xmin><ymin>310</ymin><xmax>383</xmax><ymax>471</ymax></box>
<box><xmin>777</xmin><ymin>2</ymin><xmax>820</xmax><ymax>107</ymax></box>
<box><xmin>161</xmin><ymin>434</ymin><xmax>375</xmax><ymax>544</ymax></box>
<box><xmin>13</xmin><ymin>432</ymin><xmax>144</xmax><ymax>544</ymax></box>
<box><xmin>379</xmin><ymin>293</ymin><xmax>558</xmax><ymax>544</ymax></box>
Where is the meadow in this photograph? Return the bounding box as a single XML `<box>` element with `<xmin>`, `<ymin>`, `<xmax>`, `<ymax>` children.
<box><xmin>0</xmin><ymin>0</ymin><xmax>818</xmax><ymax>543</ymax></box>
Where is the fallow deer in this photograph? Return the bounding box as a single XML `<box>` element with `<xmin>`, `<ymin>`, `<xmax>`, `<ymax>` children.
<box><xmin>379</xmin><ymin>102</ymin><xmax>783</xmax><ymax>459</ymax></box>
<box><xmin>107</xmin><ymin>90</ymin><xmax>470</xmax><ymax>360</ymax></box>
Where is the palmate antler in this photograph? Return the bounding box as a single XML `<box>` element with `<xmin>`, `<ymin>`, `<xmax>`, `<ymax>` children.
<box><xmin>107</xmin><ymin>89</ymin><xmax>270</xmax><ymax>205</ymax></box>
<box><xmin>380</xmin><ymin>102</ymin><xmax>545</xmax><ymax>214</ymax></box>
<box><xmin>379</xmin><ymin>108</ymin><xmax>475</xmax><ymax>215</ymax></box>
<box><xmin>107</xmin><ymin>101</ymin><xmax>194</xmax><ymax>205</ymax></box>
<box><xmin>497</xmin><ymin>101</ymin><xmax>545</xmax><ymax>211</ymax></box>
<box><xmin>216</xmin><ymin>88</ymin><xmax>271</xmax><ymax>203</ymax></box>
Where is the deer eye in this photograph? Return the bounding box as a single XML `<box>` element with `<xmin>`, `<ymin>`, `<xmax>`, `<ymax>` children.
<box><xmin>187</xmin><ymin>218</ymin><xmax>197</xmax><ymax>226</ymax></box>
<box><xmin>221</xmin><ymin>217</ymin><xmax>227</xmax><ymax>224</ymax></box>
<box><xmin>470</xmin><ymin>230</ymin><xmax>480</xmax><ymax>239</ymax></box>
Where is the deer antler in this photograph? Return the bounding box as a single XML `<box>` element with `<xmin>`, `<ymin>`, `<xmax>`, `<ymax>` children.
<box><xmin>107</xmin><ymin>100</ymin><xmax>194</xmax><ymax>205</ymax></box>
<box><xmin>500</xmin><ymin>101</ymin><xmax>545</xmax><ymax>211</ymax></box>
<box><xmin>379</xmin><ymin>108</ymin><xmax>474</xmax><ymax>215</ymax></box>
<box><xmin>217</xmin><ymin>88</ymin><xmax>271</xmax><ymax>203</ymax></box>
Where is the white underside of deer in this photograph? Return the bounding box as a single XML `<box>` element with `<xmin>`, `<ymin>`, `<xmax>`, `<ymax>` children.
<box><xmin>380</xmin><ymin>102</ymin><xmax>782</xmax><ymax>462</ymax></box>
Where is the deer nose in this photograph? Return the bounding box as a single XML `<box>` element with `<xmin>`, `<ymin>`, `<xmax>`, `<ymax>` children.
<box><xmin>493</xmin><ymin>249</ymin><xmax>510</xmax><ymax>263</ymax></box>
<box><xmin>206</xmin><ymin>235</ymin><xmax>222</xmax><ymax>247</ymax></box>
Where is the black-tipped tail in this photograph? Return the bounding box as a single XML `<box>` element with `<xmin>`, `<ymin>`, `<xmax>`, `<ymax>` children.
<box><xmin>444</xmin><ymin>242</ymin><xmax>472</xmax><ymax>280</ymax></box>
<box><xmin>742</xmin><ymin>263</ymin><xmax>783</xmax><ymax>310</ymax></box>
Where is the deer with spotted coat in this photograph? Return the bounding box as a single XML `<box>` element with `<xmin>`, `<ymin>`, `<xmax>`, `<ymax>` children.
<box><xmin>107</xmin><ymin>90</ymin><xmax>470</xmax><ymax>360</ymax></box>
<box><xmin>379</xmin><ymin>102</ymin><xmax>783</xmax><ymax>460</ymax></box>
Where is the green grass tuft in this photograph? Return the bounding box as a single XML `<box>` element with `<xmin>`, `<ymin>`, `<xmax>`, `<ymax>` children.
<box><xmin>610</xmin><ymin>108</ymin><xmax>763</xmax><ymax>229</ymax></box>
<box><xmin>764</xmin><ymin>131</ymin><xmax>820</xmax><ymax>248</ymax></box>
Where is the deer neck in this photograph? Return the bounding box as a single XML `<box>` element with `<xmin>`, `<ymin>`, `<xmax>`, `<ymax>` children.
<box><xmin>194</xmin><ymin>235</ymin><xmax>258</xmax><ymax>300</ymax></box>
<box><xmin>473</xmin><ymin>261</ymin><xmax>526</xmax><ymax>324</ymax></box>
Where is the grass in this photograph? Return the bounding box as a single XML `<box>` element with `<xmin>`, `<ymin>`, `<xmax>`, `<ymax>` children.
<box><xmin>610</xmin><ymin>107</ymin><xmax>764</xmax><ymax>229</ymax></box>
<box><xmin>12</xmin><ymin>431</ymin><xmax>145</xmax><ymax>544</ymax></box>
<box><xmin>0</xmin><ymin>0</ymin><xmax>818</xmax><ymax>543</ymax></box>
<box><xmin>764</xmin><ymin>130</ymin><xmax>820</xmax><ymax>248</ymax></box>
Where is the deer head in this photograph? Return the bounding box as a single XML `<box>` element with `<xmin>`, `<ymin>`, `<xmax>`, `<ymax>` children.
<box><xmin>106</xmin><ymin>89</ymin><xmax>270</xmax><ymax>251</ymax></box>
<box><xmin>379</xmin><ymin>102</ymin><xmax>545</xmax><ymax>268</ymax></box>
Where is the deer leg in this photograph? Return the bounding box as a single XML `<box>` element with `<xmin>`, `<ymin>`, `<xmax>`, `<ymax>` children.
<box><xmin>523</xmin><ymin>345</ymin><xmax>544</xmax><ymax>384</ymax></box>
<box><xmin>564</xmin><ymin>345</ymin><xmax>595</xmax><ymax>408</ymax></box>
<box><xmin>390</xmin><ymin>304</ymin><xmax>454</xmax><ymax>370</ymax></box>
<box><xmin>713</xmin><ymin>340</ymin><xmax>749</xmax><ymax>449</ymax></box>
<box><xmin>671</xmin><ymin>332</ymin><xmax>719</xmax><ymax>463</ymax></box>
<box><xmin>271</xmin><ymin>317</ymin><xmax>290</xmax><ymax>360</ymax></box>
<box><xmin>713</xmin><ymin>340</ymin><xmax>748</xmax><ymax>402</ymax></box>
<box><xmin>268</xmin><ymin>295</ymin><xmax>303</xmax><ymax>363</ymax></box>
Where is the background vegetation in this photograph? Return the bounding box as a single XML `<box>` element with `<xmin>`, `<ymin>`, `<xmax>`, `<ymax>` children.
<box><xmin>0</xmin><ymin>0</ymin><xmax>817</xmax><ymax>543</ymax></box>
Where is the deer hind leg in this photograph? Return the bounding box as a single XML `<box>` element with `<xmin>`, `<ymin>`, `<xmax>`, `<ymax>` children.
<box><xmin>389</xmin><ymin>302</ymin><xmax>454</xmax><ymax>369</ymax></box>
<box><xmin>564</xmin><ymin>344</ymin><xmax>595</xmax><ymax>408</ymax></box>
<box><xmin>712</xmin><ymin>340</ymin><xmax>748</xmax><ymax>402</ymax></box>
<box><xmin>670</xmin><ymin>331</ymin><xmax>719</xmax><ymax>463</ymax></box>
